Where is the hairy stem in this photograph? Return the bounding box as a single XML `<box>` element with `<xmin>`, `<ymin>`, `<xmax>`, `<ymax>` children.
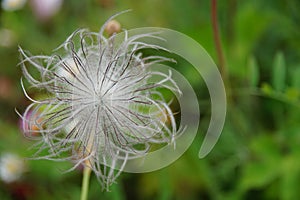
<box><xmin>80</xmin><ymin>165</ymin><xmax>92</xmax><ymax>200</ymax></box>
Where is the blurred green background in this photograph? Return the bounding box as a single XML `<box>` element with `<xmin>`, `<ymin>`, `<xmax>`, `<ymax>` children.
<box><xmin>1</xmin><ymin>0</ymin><xmax>300</xmax><ymax>199</ymax></box>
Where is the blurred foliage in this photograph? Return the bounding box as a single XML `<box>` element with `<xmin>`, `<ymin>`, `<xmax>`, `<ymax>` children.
<box><xmin>0</xmin><ymin>0</ymin><xmax>300</xmax><ymax>199</ymax></box>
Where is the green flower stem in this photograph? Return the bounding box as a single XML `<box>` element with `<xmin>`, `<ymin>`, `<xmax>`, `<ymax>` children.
<box><xmin>211</xmin><ymin>0</ymin><xmax>226</xmax><ymax>79</ymax></box>
<box><xmin>211</xmin><ymin>0</ymin><xmax>232</xmax><ymax>101</ymax></box>
<box><xmin>80</xmin><ymin>165</ymin><xmax>92</xmax><ymax>200</ymax></box>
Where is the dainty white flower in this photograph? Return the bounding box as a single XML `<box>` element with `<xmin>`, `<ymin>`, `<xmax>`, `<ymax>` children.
<box><xmin>18</xmin><ymin>13</ymin><xmax>181</xmax><ymax>190</ymax></box>
<box><xmin>0</xmin><ymin>29</ymin><xmax>16</xmax><ymax>47</ymax></box>
<box><xmin>1</xmin><ymin>0</ymin><xmax>26</xmax><ymax>11</ymax></box>
<box><xmin>30</xmin><ymin>0</ymin><xmax>63</xmax><ymax>21</ymax></box>
<box><xmin>0</xmin><ymin>153</ymin><xmax>26</xmax><ymax>183</ymax></box>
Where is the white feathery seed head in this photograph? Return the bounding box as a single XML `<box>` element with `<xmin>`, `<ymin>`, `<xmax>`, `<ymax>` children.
<box><xmin>18</xmin><ymin>12</ymin><xmax>181</xmax><ymax>190</ymax></box>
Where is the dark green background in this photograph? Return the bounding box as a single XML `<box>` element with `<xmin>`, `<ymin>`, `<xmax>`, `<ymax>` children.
<box><xmin>0</xmin><ymin>0</ymin><xmax>300</xmax><ymax>199</ymax></box>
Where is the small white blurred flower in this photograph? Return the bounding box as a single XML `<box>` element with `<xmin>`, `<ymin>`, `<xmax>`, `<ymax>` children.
<box><xmin>1</xmin><ymin>0</ymin><xmax>26</xmax><ymax>11</ymax></box>
<box><xmin>0</xmin><ymin>29</ymin><xmax>16</xmax><ymax>47</ymax></box>
<box><xmin>0</xmin><ymin>153</ymin><xmax>26</xmax><ymax>183</ymax></box>
<box><xmin>30</xmin><ymin>0</ymin><xmax>63</xmax><ymax>21</ymax></box>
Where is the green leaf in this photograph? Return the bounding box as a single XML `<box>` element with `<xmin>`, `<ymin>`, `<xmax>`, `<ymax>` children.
<box><xmin>240</xmin><ymin>162</ymin><xmax>279</xmax><ymax>190</ymax></box>
<box><xmin>239</xmin><ymin>135</ymin><xmax>281</xmax><ymax>191</ymax></box>
<box><xmin>272</xmin><ymin>51</ymin><xmax>286</xmax><ymax>92</ymax></box>
<box><xmin>261</xmin><ymin>83</ymin><xmax>273</xmax><ymax>95</ymax></box>
<box><xmin>291</xmin><ymin>67</ymin><xmax>300</xmax><ymax>90</ymax></box>
<box><xmin>284</xmin><ymin>87</ymin><xmax>299</xmax><ymax>102</ymax></box>
<box><xmin>247</xmin><ymin>55</ymin><xmax>259</xmax><ymax>87</ymax></box>
<box><xmin>280</xmin><ymin>156</ymin><xmax>300</xmax><ymax>200</ymax></box>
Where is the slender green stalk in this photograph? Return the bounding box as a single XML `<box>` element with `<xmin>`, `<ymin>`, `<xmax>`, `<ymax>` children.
<box><xmin>80</xmin><ymin>166</ymin><xmax>92</xmax><ymax>200</ymax></box>
<box><xmin>211</xmin><ymin>0</ymin><xmax>227</xmax><ymax>80</ymax></box>
<box><xmin>211</xmin><ymin>0</ymin><xmax>232</xmax><ymax>100</ymax></box>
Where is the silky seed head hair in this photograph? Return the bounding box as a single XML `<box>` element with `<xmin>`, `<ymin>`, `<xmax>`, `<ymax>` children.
<box><xmin>18</xmin><ymin>12</ymin><xmax>181</xmax><ymax>190</ymax></box>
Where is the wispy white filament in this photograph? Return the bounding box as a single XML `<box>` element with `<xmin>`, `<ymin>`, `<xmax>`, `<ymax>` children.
<box><xmin>19</xmin><ymin>15</ymin><xmax>181</xmax><ymax>190</ymax></box>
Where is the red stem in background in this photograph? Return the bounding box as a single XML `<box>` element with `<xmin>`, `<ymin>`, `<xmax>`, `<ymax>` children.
<box><xmin>211</xmin><ymin>0</ymin><xmax>226</xmax><ymax>79</ymax></box>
